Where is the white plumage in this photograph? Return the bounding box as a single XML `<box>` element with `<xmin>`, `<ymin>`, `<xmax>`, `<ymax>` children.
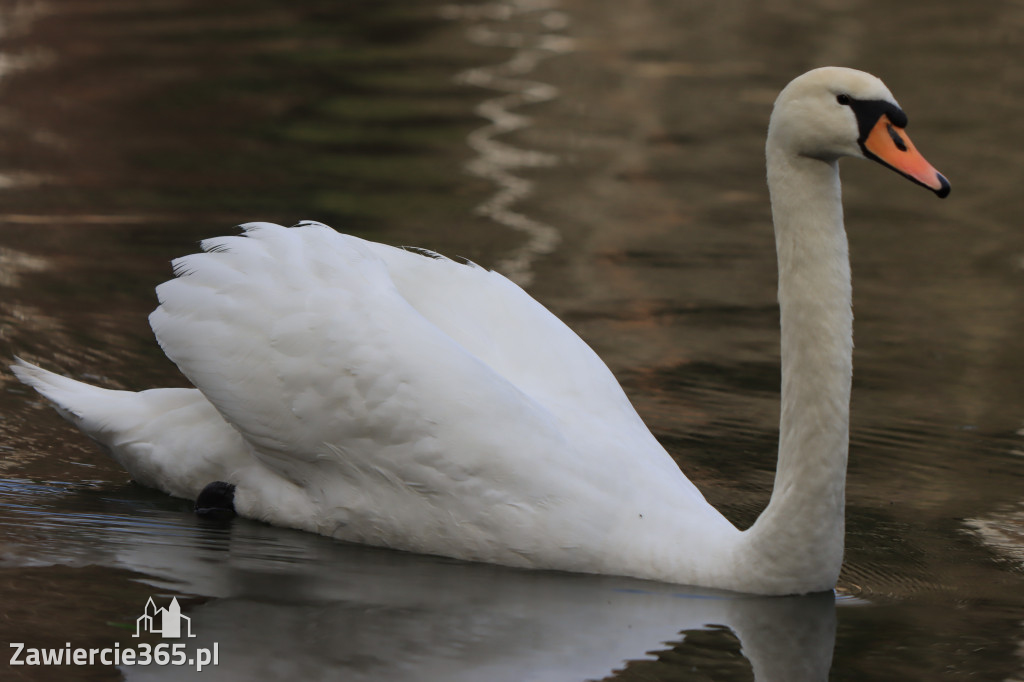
<box><xmin>12</xmin><ymin>67</ymin><xmax>948</xmax><ymax>594</ymax></box>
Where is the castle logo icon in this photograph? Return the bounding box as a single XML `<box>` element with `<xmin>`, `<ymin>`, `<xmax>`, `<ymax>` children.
<box><xmin>133</xmin><ymin>597</ymin><xmax>196</xmax><ymax>639</ymax></box>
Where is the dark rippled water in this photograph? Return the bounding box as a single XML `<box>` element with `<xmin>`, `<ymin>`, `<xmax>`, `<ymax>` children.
<box><xmin>1</xmin><ymin>1</ymin><xmax>1022</xmax><ymax>680</ymax></box>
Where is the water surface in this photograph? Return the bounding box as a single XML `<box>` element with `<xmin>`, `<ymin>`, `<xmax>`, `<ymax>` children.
<box><xmin>1</xmin><ymin>0</ymin><xmax>1022</xmax><ymax>680</ymax></box>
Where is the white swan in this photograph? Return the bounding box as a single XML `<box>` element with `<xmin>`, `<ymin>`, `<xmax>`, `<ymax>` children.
<box><xmin>11</xmin><ymin>67</ymin><xmax>948</xmax><ymax>595</ymax></box>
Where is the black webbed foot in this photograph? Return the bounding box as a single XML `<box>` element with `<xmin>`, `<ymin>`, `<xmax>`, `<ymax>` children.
<box><xmin>194</xmin><ymin>481</ymin><xmax>236</xmax><ymax>520</ymax></box>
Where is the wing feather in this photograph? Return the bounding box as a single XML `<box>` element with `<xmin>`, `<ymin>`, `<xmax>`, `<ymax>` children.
<box><xmin>152</xmin><ymin>224</ymin><xmax>570</xmax><ymax>483</ymax></box>
<box><xmin>149</xmin><ymin>222</ymin><xmax>699</xmax><ymax>557</ymax></box>
<box><xmin>363</xmin><ymin>236</ymin><xmax>650</xmax><ymax>437</ymax></box>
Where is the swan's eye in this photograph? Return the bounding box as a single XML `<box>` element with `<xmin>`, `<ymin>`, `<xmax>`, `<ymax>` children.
<box><xmin>836</xmin><ymin>94</ymin><xmax>851</xmax><ymax>106</ymax></box>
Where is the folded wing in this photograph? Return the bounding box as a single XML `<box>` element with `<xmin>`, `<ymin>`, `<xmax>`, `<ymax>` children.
<box><xmin>149</xmin><ymin>222</ymin><xmax>695</xmax><ymax>555</ymax></box>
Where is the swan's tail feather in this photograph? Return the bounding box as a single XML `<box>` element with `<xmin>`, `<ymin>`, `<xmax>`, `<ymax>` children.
<box><xmin>9</xmin><ymin>357</ymin><xmax>124</xmax><ymax>429</ymax></box>
<box><xmin>10</xmin><ymin>357</ymin><xmax>258</xmax><ymax>501</ymax></box>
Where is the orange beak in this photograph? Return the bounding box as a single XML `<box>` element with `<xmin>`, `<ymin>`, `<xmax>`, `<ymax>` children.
<box><xmin>862</xmin><ymin>114</ymin><xmax>950</xmax><ymax>197</ymax></box>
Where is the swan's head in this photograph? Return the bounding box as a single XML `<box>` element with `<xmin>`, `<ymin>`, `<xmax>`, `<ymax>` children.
<box><xmin>768</xmin><ymin>66</ymin><xmax>950</xmax><ymax>197</ymax></box>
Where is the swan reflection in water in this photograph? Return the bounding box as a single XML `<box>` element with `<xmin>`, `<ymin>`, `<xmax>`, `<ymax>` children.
<box><xmin>1</xmin><ymin>480</ymin><xmax>835</xmax><ymax>682</ymax></box>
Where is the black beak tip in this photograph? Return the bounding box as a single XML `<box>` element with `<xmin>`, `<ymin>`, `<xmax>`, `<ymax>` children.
<box><xmin>934</xmin><ymin>174</ymin><xmax>951</xmax><ymax>199</ymax></box>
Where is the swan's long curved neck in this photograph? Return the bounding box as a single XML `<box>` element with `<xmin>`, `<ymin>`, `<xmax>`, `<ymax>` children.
<box><xmin>737</xmin><ymin>142</ymin><xmax>853</xmax><ymax>594</ymax></box>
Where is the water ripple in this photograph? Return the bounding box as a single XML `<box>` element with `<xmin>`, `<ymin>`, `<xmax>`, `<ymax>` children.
<box><xmin>444</xmin><ymin>0</ymin><xmax>573</xmax><ymax>286</ymax></box>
